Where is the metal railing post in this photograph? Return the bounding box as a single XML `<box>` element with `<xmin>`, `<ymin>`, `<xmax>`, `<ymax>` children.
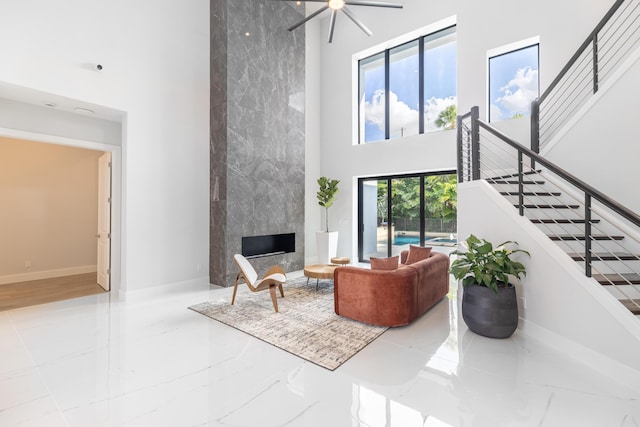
<box><xmin>530</xmin><ymin>99</ymin><xmax>540</xmax><ymax>168</ymax></box>
<box><xmin>471</xmin><ymin>106</ymin><xmax>480</xmax><ymax>180</ymax></box>
<box><xmin>518</xmin><ymin>151</ymin><xmax>524</xmax><ymax>216</ymax></box>
<box><xmin>585</xmin><ymin>193</ymin><xmax>592</xmax><ymax>277</ymax></box>
<box><xmin>593</xmin><ymin>33</ymin><xmax>599</xmax><ymax>94</ymax></box>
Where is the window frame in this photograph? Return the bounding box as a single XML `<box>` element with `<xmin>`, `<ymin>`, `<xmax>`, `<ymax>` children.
<box><xmin>487</xmin><ymin>38</ymin><xmax>540</xmax><ymax>123</ymax></box>
<box><xmin>357</xmin><ymin>25</ymin><xmax>457</xmax><ymax>144</ymax></box>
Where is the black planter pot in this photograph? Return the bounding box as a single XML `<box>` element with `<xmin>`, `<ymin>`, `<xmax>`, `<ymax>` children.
<box><xmin>462</xmin><ymin>283</ymin><xmax>518</xmax><ymax>339</ymax></box>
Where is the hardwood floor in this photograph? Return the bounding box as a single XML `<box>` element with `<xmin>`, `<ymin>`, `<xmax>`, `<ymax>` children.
<box><xmin>0</xmin><ymin>273</ymin><xmax>106</xmax><ymax>311</ymax></box>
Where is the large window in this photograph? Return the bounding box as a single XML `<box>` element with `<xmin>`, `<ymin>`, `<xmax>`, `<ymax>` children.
<box><xmin>358</xmin><ymin>26</ymin><xmax>457</xmax><ymax>144</ymax></box>
<box><xmin>489</xmin><ymin>43</ymin><xmax>539</xmax><ymax>122</ymax></box>
<box><xmin>358</xmin><ymin>172</ymin><xmax>457</xmax><ymax>261</ymax></box>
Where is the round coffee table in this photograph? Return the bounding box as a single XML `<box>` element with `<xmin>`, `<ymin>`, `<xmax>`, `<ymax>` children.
<box><xmin>303</xmin><ymin>264</ymin><xmax>339</xmax><ymax>290</ymax></box>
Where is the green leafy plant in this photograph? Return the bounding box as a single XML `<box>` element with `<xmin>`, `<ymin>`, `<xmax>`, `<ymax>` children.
<box><xmin>450</xmin><ymin>234</ymin><xmax>529</xmax><ymax>293</ymax></box>
<box><xmin>317</xmin><ymin>176</ymin><xmax>340</xmax><ymax>232</ymax></box>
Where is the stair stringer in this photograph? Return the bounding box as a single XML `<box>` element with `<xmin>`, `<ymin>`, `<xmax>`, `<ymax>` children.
<box><xmin>458</xmin><ymin>180</ymin><xmax>640</xmax><ymax>390</ymax></box>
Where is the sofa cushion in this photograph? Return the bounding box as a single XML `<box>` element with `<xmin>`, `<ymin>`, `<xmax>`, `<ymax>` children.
<box><xmin>405</xmin><ymin>245</ymin><xmax>432</xmax><ymax>264</ymax></box>
<box><xmin>370</xmin><ymin>255</ymin><xmax>399</xmax><ymax>270</ymax></box>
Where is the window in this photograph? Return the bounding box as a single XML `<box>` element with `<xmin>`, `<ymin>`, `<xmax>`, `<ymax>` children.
<box><xmin>358</xmin><ymin>172</ymin><xmax>457</xmax><ymax>261</ymax></box>
<box><xmin>358</xmin><ymin>26</ymin><xmax>457</xmax><ymax>144</ymax></box>
<box><xmin>489</xmin><ymin>43</ymin><xmax>539</xmax><ymax>122</ymax></box>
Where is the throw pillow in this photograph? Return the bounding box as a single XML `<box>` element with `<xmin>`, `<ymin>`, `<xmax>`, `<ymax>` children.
<box><xmin>370</xmin><ymin>255</ymin><xmax>400</xmax><ymax>271</ymax></box>
<box><xmin>405</xmin><ymin>245</ymin><xmax>432</xmax><ymax>264</ymax></box>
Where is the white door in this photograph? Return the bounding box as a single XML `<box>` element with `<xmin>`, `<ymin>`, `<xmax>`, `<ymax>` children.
<box><xmin>97</xmin><ymin>152</ymin><xmax>112</xmax><ymax>291</ymax></box>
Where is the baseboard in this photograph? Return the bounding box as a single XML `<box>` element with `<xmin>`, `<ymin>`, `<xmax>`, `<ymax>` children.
<box><xmin>116</xmin><ymin>276</ymin><xmax>212</xmax><ymax>302</ymax></box>
<box><xmin>0</xmin><ymin>265</ymin><xmax>97</xmax><ymax>286</ymax></box>
<box><xmin>519</xmin><ymin>318</ymin><xmax>640</xmax><ymax>394</ymax></box>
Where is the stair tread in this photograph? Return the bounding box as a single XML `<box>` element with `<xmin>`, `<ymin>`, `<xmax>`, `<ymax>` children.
<box><xmin>531</xmin><ymin>219</ymin><xmax>601</xmax><ymax>224</ymax></box>
<box><xmin>549</xmin><ymin>234</ymin><xmax>625</xmax><ymax>241</ymax></box>
<box><xmin>568</xmin><ymin>252</ymin><xmax>640</xmax><ymax>261</ymax></box>
<box><xmin>501</xmin><ymin>192</ymin><xmax>561</xmax><ymax>196</ymax></box>
<box><xmin>594</xmin><ymin>273</ymin><xmax>640</xmax><ymax>285</ymax></box>
<box><xmin>489</xmin><ymin>170</ymin><xmax>542</xmax><ymax>179</ymax></box>
<box><xmin>518</xmin><ymin>204</ymin><xmax>580</xmax><ymax>209</ymax></box>
<box><xmin>488</xmin><ymin>180</ymin><xmax>545</xmax><ymax>184</ymax></box>
<box><xmin>620</xmin><ymin>299</ymin><xmax>640</xmax><ymax>315</ymax></box>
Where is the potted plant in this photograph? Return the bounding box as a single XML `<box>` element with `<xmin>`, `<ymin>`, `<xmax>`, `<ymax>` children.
<box><xmin>316</xmin><ymin>176</ymin><xmax>340</xmax><ymax>264</ymax></box>
<box><xmin>450</xmin><ymin>234</ymin><xmax>529</xmax><ymax>338</ymax></box>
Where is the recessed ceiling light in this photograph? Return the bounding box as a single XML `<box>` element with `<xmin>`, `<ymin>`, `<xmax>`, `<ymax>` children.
<box><xmin>43</xmin><ymin>102</ymin><xmax>57</xmax><ymax>108</ymax></box>
<box><xmin>74</xmin><ymin>107</ymin><xmax>95</xmax><ymax>114</ymax></box>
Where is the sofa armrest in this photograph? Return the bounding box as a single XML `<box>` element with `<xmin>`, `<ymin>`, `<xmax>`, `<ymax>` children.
<box><xmin>334</xmin><ymin>266</ymin><xmax>418</xmax><ymax>327</ymax></box>
<box><xmin>405</xmin><ymin>252</ymin><xmax>450</xmax><ymax>314</ymax></box>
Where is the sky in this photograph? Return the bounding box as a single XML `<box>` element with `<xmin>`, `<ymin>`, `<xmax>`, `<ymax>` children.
<box><xmin>489</xmin><ymin>44</ymin><xmax>539</xmax><ymax>122</ymax></box>
<box><xmin>361</xmin><ymin>40</ymin><xmax>457</xmax><ymax>143</ymax></box>
<box><xmin>360</xmin><ymin>40</ymin><xmax>540</xmax><ymax>141</ymax></box>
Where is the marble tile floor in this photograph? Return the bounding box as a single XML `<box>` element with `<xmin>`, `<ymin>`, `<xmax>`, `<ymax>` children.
<box><xmin>1</xmin><ymin>275</ymin><xmax>639</xmax><ymax>427</ymax></box>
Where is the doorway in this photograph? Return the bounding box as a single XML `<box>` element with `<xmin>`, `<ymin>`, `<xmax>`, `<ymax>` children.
<box><xmin>0</xmin><ymin>132</ymin><xmax>121</xmax><ymax>308</ymax></box>
<box><xmin>358</xmin><ymin>171</ymin><xmax>457</xmax><ymax>262</ymax></box>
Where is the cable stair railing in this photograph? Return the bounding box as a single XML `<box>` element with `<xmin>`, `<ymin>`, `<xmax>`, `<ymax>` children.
<box><xmin>531</xmin><ymin>0</ymin><xmax>640</xmax><ymax>153</ymax></box>
<box><xmin>457</xmin><ymin>107</ymin><xmax>640</xmax><ymax>317</ymax></box>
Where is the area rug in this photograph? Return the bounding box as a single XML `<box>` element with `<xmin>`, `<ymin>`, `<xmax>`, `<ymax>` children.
<box><xmin>188</xmin><ymin>276</ymin><xmax>388</xmax><ymax>371</ymax></box>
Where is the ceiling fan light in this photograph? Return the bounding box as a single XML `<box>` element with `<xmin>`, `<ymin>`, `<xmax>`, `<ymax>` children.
<box><xmin>328</xmin><ymin>0</ymin><xmax>345</xmax><ymax>10</ymax></box>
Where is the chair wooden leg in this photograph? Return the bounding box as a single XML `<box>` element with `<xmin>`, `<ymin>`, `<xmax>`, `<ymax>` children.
<box><xmin>269</xmin><ymin>285</ymin><xmax>279</xmax><ymax>313</ymax></box>
<box><xmin>278</xmin><ymin>283</ymin><xmax>284</xmax><ymax>297</ymax></box>
<box><xmin>231</xmin><ymin>274</ymin><xmax>240</xmax><ymax>305</ymax></box>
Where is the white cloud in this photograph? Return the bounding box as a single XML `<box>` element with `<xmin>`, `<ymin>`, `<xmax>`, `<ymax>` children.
<box><xmin>364</xmin><ymin>90</ymin><xmax>456</xmax><ymax>134</ymax></box>
<box><xmin>363</xmin><ymin>89</ymin><xmax>386</xmax><ymax>128</ymax></box>
<box><xmin>424</xmin><ymin>96</ymin><xmax>456</xmax><ymax>131</ymax></box>
<box><xmin>496</xmin><ymin>66</ymin><xmax>538</xmax><ymax>115</ymax></box>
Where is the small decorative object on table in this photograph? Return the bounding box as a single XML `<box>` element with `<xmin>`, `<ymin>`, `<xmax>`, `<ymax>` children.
<box><xmin>330</xmin><ymin>257</ymin><xmax>350</xmax><ymax>265</ymax></box>
<box><xmin>450</xmin><ymin>234</ymin><xmax>529</xmax><ymax>338</ymax></box>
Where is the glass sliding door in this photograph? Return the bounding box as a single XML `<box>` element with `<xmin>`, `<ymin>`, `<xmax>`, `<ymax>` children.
<box><xmin>358</xmin><ymin>171</ymin><xmax>457</xmax><ymax>262</ymax></box>
<box><xmin>390</xmin><ymin>176</ymin><xmax>421</xmax><ymax>256</ymax></box>
<box><xmin>359</xmin><ymin>178</ymin><xmax>390</xmax><ymax>261</ymax></box>
<box><xmin>424</xmin><ymin>174</ymin><xmax>458</xmax><ymax>242</ymax></box>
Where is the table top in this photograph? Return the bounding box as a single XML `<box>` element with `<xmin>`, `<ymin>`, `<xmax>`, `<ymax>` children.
<box><xmin>303</xmin><ymin>264</ymin><xmax>339</xmax><ymax>279</ymax></box>
<box><xmin>330</xmin><ymin>257</ymin><xmax>351</xmax><ymax>265</ymax></box>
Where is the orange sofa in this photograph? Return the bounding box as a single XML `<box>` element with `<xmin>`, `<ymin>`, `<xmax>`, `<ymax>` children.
<box><xmin>334</xmin><ymin>251</ymin><xmax>450</xmax><ymax>327</ymax></box>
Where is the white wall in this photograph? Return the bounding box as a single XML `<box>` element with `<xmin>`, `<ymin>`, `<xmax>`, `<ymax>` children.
<box><xmin>0</xmin><ymin>0</ymin><xmax>210</xmax><ymax>293</ymax></box>
<box><xmin>0</xmin><ymin>137</ymin><xmax>101</xmax><ymax>283</ymax></box>
<box><xmin>458</xmin><ymin>180</ymin><xmax>640</xmax><ymax>386</ymax></box>
<box><xmin>0</xmin><ymin>98</ymin><xmax>121</xmax><ymax>146</ymax></box>
<box><xmin>310</xmin><ymin>0</ymin><xmax>613</xmax><ymax>261</ymax></box>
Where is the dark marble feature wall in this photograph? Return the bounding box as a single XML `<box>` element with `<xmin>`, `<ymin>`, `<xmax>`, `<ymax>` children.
<box><xmin>210</xmin><ymin>0</ymin><xmax>305</xmax><ymax>286</ymax></box>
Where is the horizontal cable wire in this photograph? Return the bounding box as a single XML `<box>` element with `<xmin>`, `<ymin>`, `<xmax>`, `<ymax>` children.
<box><xmin>538</xmin><ymin>0</ymin><xmax>640</xmax><ymax>150</ymax></box>
<box><xmin>473</xmin><ymin>125</ymin><xmax>640</xmax><ymax>313</ymax></box>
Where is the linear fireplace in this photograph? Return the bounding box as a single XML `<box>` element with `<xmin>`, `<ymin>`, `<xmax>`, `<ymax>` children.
<box><xmin>242</xmin><ymin>233</ymin><xmax>295</xmax><ymax>259</ymax></box>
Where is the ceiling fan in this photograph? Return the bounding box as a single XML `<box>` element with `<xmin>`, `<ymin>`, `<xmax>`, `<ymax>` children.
<box><xmin>274</xmin><ymin>0</ymin><xmax>404</xmax><ymax>43</ymax></box>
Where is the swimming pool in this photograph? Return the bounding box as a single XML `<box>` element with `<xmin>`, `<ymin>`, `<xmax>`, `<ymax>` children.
<box><xmin>392</xmin><ymin>235</ymin><xmax>457</xmax><ymax>246</ymax></box>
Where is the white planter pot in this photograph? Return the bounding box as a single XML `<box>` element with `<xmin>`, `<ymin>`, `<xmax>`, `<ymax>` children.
<box><xmin>316</xmin><ymin>231</ymin><xmax>338</xmax><ymax>265</ymax></box>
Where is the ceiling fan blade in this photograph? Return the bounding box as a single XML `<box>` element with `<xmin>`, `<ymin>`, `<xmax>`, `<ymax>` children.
<box><xmin>328</xmin><ymin>10</ymin><xmax>338</xmax><ymax>43</ymax></box>
<box><xmin>345</xmin><ymin>1</ymin><xmax>403</xmax><ymax>8</ymax></box>
<box><xmin>287</xmin><ymin>5</ymin><xmax>329</xmax><ymax>31</ymax></box>
<box><xmin>342</xmin><ymin>6</ymin><xmax>372</xmax><ymax>36</ymax></box>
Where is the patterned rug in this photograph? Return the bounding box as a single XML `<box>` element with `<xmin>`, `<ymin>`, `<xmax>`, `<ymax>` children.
<box><xmin>188</xmin><ymin>276</ymin><xmax>388</xmax><ymax>371</ymax></box>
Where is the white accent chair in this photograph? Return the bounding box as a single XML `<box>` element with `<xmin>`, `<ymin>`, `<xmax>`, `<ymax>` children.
<box><xmin>232</xmin><ymin>254</ymin><xmax>286</xmax><ymax>312</ymax></box>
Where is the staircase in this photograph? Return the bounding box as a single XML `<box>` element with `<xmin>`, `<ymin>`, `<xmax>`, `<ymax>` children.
<box><xmin>487</xmin><ymin>169</ymin><xmax>640</xmax><ymax>316</ymax></box>
<box><xmin>457</xmin><ymin>113</ymin><xmax>640</xmax><ymax>317</ymax></box>
<box><xmin>456</xmin><ymin>0</ymin><xmax>640</xmax><ymax>318</ymax></box>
